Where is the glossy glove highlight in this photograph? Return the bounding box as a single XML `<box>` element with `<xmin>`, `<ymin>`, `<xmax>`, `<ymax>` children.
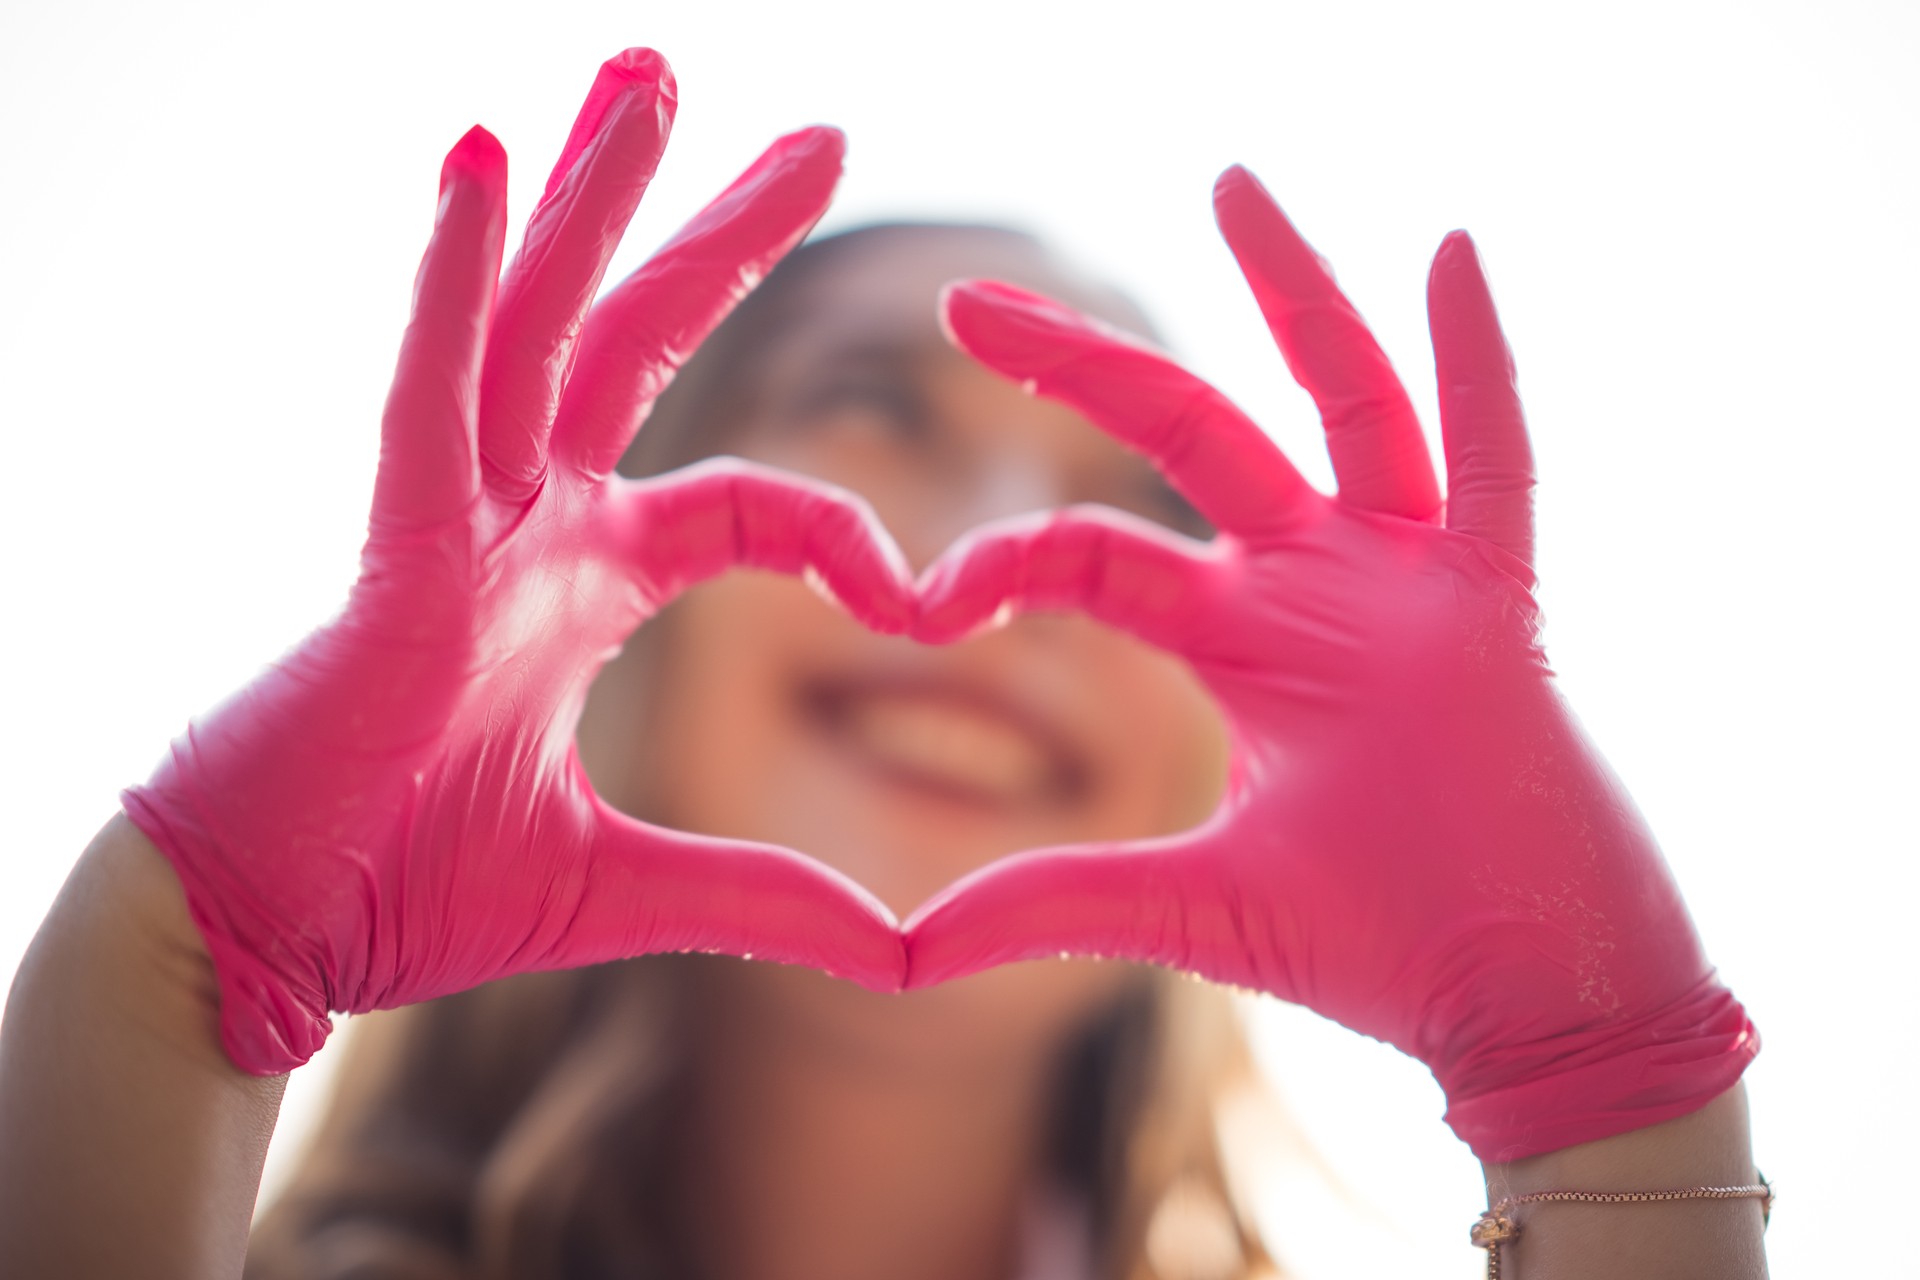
<box><xmin>121</xmin><ymin>51</ymin><xmax>913</xmax><ymax>1074</ymax></box>
<box><xmin>904</xmin><ymin>169</ymin><xmax>1756</xmax><ymax>1160</ymax></box>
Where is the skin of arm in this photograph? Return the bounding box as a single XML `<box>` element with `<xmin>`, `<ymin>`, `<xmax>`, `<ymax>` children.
<box><xmin>1479</xmin><ymin>1083</ymin><xmax>1767</xmax><ymax>1279</ymax></box>
<box><xmin>0</xmin><ymin>813</ymin><xmax>285</xmax><ymax>1279</ymax></box>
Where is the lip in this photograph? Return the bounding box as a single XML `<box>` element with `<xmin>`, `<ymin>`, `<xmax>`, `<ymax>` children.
<box><xmin>795</xmin><ymin>670</ymin><xmax>1090</xmax><ymax>813</ymax></box>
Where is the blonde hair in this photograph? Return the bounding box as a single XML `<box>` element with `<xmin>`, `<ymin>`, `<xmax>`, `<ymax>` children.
<box><xmin>245</xmin><ymin>225</ymin><xmax>1286</xmax><ymax>1280</ymax></box>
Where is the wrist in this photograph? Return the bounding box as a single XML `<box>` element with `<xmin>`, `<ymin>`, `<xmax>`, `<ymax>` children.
<box><xmin>1475</xmin><ymin>1084</ymin><xmax>1767</xmax><ymax>1280</ymax></box>
<box><xmin>1483</xmin><ymin>1082</ymin><xmax>1757</xmax><ymax>1196</ymax></box>
<box><xmin>0</xmin><ymin>814</ymin><xmax>287</xmax><ymax>1277</ymax></box>
<box><xmin>99</xmin><ymin>810</ymin><xmax>214</xmax><ymax>959</ymax></box>
<box><xmin>52</xmin><ymin>813</ymin><xmax>235</xmax><ymax>1072</ymax></box>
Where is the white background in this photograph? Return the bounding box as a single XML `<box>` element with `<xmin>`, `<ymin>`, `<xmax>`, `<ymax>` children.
<box><xmin>2</xmin><ymin>1</ymin><xmax>1914</xmax><ymax>1274</ymax></box>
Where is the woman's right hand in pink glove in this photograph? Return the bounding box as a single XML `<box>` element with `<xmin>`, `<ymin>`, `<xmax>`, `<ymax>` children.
<box><xmin>904</xmin><ymin>169</ymin><xmax>1757</xmax><ymax>1161</ymax></box>
<box><xmin>120</xmin><ymin>50</ymin><xmax>914</xmax><ymax>1075</ymax></box>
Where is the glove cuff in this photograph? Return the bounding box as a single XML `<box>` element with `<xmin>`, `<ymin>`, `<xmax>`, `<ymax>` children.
<box><xmin>120</xmin><ymin>779</ymin><xmax>334</xmax><ymax>1075</ymax></box>
<box><xmin>1440</xmin><ymin>977</ymin><xmax>1759</xmax><ymax>1162</ymax></box>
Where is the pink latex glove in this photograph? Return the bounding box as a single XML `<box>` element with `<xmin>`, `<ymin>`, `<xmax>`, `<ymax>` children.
<box><xmin>904</xmin><ymin>168</ymin><xmax>1757</xmax><ymax>1160</ymax></box>
<box><xmin>120</xmin><ymin>50</ymin><xmax>914</xmax><ymax>1074</ymax></box>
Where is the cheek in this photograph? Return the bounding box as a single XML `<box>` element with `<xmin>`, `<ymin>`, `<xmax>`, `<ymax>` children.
<box><xmin>1055</xmin><ymin>620</ymin><xmax>1230</xmax><ymax>839</ymax></box>
<box><xmin>636</xmin><ymin>573</ymin><xmax>819</xmax><ymax>840</ymax></box>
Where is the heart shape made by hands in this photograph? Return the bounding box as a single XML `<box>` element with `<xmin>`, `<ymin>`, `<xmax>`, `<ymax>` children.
<box><xmin>118</xmin><ymin>114</ymin><xmax>1551</xmax><ymax>1069</ymax></box>
<box><xmin>124</xmin><ymin>56</ymin><xmax>1755</xmax><ymax>1167</ymax></box>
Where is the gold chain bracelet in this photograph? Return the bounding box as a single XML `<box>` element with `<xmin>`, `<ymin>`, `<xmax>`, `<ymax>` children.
<box><xmin>1470</xmin><ymin>1173</ymin><xmax>1772</xmax><ymax>1279</ymax></box>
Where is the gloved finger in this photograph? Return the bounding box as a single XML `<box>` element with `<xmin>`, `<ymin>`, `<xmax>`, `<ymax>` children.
<box><xmin>940</xmin><ymin>280</ymin><xmax>1321</xmax><ymax>540</ymax></box>
<box><xmin>902</xmin><ymin>840</ymin><xmax>1209</xmax><ymax>989</ymax></box>
<box><xmin>1213</xmin><ymin>165</ymin><xmax>1443</xmax><ymax>522</ymax></box>
<box><xmin>478</xmin><ymin>49</ymin><xmax>676</xmax><ymax>505</ymax></box>
<box><xmin>1427</xmin><ymin>231</ymin><xmax>1538</xmax><ymax>577</ymax></box>
<box><xmin>552</xmin><ymin>126</ymin><xmax>844</xmax><ymax>480</ymax></box>
<box><xmin>913</xmin><ymin>504</ymin><xmax>1219</xmax><ymax>651</ymax></box>
<box><xmin>618</xmin><ymin>458</ymin><xmax>916</xmax><ymax>633</ymax></box>
<box><xmin>570</xmin><ymin>808</ymin><xmax>906</xmax><ymax>993</ymax></box>
<box><xmin>372</xmin><ymin>126</ymin><xmax>507</xmax><ymax>534</ymax></box>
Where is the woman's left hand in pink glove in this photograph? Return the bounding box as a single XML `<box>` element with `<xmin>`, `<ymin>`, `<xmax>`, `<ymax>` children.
<box><xmin>904</xmin><ymin>167</ymin><xmax>1757</xmax><ymax>1161</ymax></box>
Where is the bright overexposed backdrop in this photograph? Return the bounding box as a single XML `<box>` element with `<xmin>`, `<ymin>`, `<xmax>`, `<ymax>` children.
<box><xmin>2</xmin><ymin>1</ymin><xmax>1913</xmax><ymax>1274</ymax></box>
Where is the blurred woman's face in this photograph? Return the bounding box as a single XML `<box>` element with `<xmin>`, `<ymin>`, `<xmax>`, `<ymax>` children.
<box><xmin>581</xmin><ymin>229</ymin><xmax>1227</xmax><ymax>1058</ymax></box>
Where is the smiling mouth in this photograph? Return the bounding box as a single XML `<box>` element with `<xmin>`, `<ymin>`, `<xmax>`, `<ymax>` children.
<box><xmin>799</xmin><ymin>677</ymin><xmax>1088</xmax><ymax>811</ymax></box>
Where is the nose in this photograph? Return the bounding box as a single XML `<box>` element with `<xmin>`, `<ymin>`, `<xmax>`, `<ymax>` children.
<box><xmin>900</xmin><ymin>448</ymin><xmax>1067</xmax><ymax>572</ymax></box>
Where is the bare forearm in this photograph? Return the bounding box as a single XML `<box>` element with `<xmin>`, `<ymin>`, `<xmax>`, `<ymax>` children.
<box><xmin>1478</xmin><ymin>1083</ymin><xmax>1766</xmax><ymax>1278</ymax></box>
<box><xmin>0</xmin><ymin>813</ymin><xmax>285</xmax><ymax>1278</ymax></box>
